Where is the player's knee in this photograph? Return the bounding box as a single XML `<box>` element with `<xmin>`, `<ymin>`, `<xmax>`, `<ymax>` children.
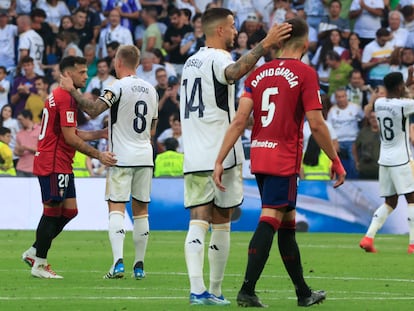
<box><xmin>62</xmin><ymin>208</ymin><xmax>78</xmax><ymax>219</ymax></box>
<box><xmin>43</xmin><ymin>205</ymin><xmax>62</xmax><ymax>217</ymax></box>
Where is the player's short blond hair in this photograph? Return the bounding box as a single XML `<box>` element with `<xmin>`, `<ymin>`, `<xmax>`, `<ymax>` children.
<box><xmin>115</xmin><ymin>45</ymin><xmax>140</xmax><ymax>70</ymax></box>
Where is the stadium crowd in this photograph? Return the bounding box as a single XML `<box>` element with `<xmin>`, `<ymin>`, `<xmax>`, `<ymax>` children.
<box><xmin>0</xmin><ymin>0</ymin><xmax>414</xmax><ymax>179</ymax></box>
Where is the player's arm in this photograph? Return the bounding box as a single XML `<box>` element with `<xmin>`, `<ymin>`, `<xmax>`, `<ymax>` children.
<box><xmin>224</xmin><ymin>23</ymin><xmax>292</xmax><ymax>82</ymax></box>
<box><xmin>77</xmin><ymin>128</ymin><xmax>107</xmax><ymax>142</ymax></box>
<box><xmin>306</xmin><ymin>109</ymin><xmax>346</xmax><ymax>188</ymax></box>
<box><xmin>150</xmin><ymin>119</ymin><xmax>158</xmax><ymax>139</ymax></box>
<box><xmin>61</xmin><ymin>126</ymin><xmax>117</xmax><ymax>167</ymax></box>
<box><xmin>60</xmin><ymin>74</ymin><xmax>109</xmax><ymax>118</ymax></box>
<box><xmin>213</xmin><ymin>96</ymin><xmax>253</xmax><ymax>191</ymax></box>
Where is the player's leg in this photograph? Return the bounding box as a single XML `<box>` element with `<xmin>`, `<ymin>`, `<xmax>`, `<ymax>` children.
<box><xmin>278</xmin><ymin>209</ymin><xmax>325</xmax><ymax>307</ymax></box>
<box><xmin>237</xmin><ymin>174</ymin><xmax>289</xmax><ymax>307</ymax></box>
<box><xmin>131</xmin><ymin>167</ymin><xmax>152</xmax><ymax>279</ymax></box>
<box><xmin>30</xmin><ymin>173</ymin><xmax>73</xmax><ymax>279</ymax></box>
<box><xmin>208</xmin><ymin>165</ymin><xmax>243</xmax><ymax>305</ymax></box>
<box><xmin>404</xmin><ymin>192</ymin><xmax>414</xmax><ymax>253</ymax></box>
<box><xmin>184</xmin><ymin>172</ymin><xmax>214</xmax><ymax>304</ymax></box>
<box><xmin>104</xmin><ymin>167</ymin><xmax>131</xmax><ymax>279</ymax></box>
<box><xmin>360</xmin><ymin>166</ymin><xmax>397</xmax><ymax>252</ymax></box>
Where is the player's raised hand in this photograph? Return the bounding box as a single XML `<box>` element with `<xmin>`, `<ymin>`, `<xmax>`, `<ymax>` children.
<box><xmin>264</xmin><ymin>22</ymin><xmax>292</xmax><ymax>49</ymax></box>
<box><xmin>331</xmin><ymin>156</ymin><xmax>346</xmax><ymax>188</ymax></box>
<box><xmin>213</xmin><ymin>162</ymin><xmax>226</xmax><ymax>192</ymax></box>
<box><xmin>60</xmin><ymin>73</ymin><xmax>75</xmax><ymax>92</ymax></box>
<box><xmin>99</xmin><ymin>151</ymin><xmax>117</xmax><ymax>167</ymax></box>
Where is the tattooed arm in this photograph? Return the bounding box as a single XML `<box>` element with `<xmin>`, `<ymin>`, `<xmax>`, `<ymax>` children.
<box><xmin>60</xmin><ymin>74</ymin><xmax>109</xmax><ymax>119</ymax></box>
<box><xmin>225</xmin><ymin>23</ymin><xmax>292</xmax><ymax>82</ymax></box>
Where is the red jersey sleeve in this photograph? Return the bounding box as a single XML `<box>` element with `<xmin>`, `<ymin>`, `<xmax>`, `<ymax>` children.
<box><xmin>301</xmin><ymin>67</ymin><xmax>323</xmax><ymax>112</ymax></box>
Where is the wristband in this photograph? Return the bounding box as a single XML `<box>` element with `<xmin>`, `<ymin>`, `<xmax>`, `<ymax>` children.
<box><xmin>331</xmin><ymin>156</ymin><xmax>346</xmax><ymax>176</ymax></box>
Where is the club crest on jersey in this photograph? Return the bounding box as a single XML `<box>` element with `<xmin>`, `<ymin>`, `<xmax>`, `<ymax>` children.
<box><xmin>66</xmin><ymin>111</ymin><xmax>75</xmax><ymax>123</ymax></box>
<box><xmin>102</xmin><ymin>90</ymin><xmax>116</xmax><ymax>106</ymax></box>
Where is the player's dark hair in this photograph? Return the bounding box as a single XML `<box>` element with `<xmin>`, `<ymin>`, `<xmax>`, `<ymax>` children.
<box><xmin>282</xmin><ymin>17</ymin><xmax>308</xmax><ymax>50</ymax></box>
<box><xmin>383</xmin><ymin>72</ymin><xmax>404</xmax><ymax>92</ymax></box>
<box><xmin>202</xmin><ymin>8</ymin><xmax>233</xmax><ymax>34</ymax></box>
<box><xmin>59</xmin><ymin>56</ymin><xmax>87</xmax><ymax>72</ymax></box>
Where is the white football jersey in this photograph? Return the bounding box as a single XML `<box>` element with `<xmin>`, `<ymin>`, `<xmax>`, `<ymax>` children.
<box><xmin>99</xmin><ymin>76</ymin><xmax>158</xmax><ymax>167</ymax></box>
<box><xmin>18</xmin><ymin>29</ymin><xmax>45</xmax><ymax>76</ymax></box>
<box><xmin>374</xmin><ymin>97</ymin><xmax>414</xmax><ymax>166</ymax></box>
<box><xmin>180</xmin><ymin>47</ymin><xmax>244</xmax><ymax>173</ymax></box>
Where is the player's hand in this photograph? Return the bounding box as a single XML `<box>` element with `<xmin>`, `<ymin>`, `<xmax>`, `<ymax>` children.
<box><xmin>60</xmin><ymin>73</ymin><xmax>75</xmax><ymax>92</ymax></box>
<box><xmin>99</xmin><ymin>151</ymin><xmax>117</xmax><ymax>167</ymax></box>
<box><xmin>264</xmin><ymin>22</ymin><xmax>292</xmax><ymax>49</ymax></box>
<box><xmin>213</xmin><ymin>162</ymin><xmax>226</xmax><ymax>192</ymax></box>
<box><xmin>331</xmin><ymin>156</ymin><xmax>346</xmax><ymax>188</ymax></box>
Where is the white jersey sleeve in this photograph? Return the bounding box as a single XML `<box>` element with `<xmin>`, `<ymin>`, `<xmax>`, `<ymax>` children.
<box><xmin>375</xmin><ymin>97</ymin><xmax>414</xmax><ymax>166</ymax></box>
<box><xmin>100</xmin><ymin>76</ymin><xmax>158</xmax><ymax>167</ymax></box>
<box><xmin>180</xmin><ymin>47</ymin><xmax>244</xmax><ymax>173</ymax></box>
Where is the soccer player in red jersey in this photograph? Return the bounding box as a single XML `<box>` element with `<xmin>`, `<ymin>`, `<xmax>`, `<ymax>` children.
<box><xmin>213</xmin><ymin>18</ymin><xmax>346</xmax><ymax>307</ymax></box>
<box><xmin>22</xmin><ymin>56</ymin><xmax>117</xmax><ymax>279</ymax></box>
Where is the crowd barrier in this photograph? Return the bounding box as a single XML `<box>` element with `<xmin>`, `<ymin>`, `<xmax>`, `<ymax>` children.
<box><xmin>0</xmin><ymin>177</ymin><xmax>408</xmax><ymax>234</ymax></box>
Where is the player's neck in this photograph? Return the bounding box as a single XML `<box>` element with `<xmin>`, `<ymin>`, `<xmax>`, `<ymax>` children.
<box><xmin>278</xmin><ymin>49</ymin><xmax>302</xmax><ymax>60</ymax></box>
<box><xmin>117</xmin><ymin>69</ymin><xmax>136</xmax><ymax>79</ymax></box>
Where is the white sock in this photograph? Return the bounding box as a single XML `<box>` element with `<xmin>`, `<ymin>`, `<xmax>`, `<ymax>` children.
<box><xmin>33</xmin><ymin>256</ymin><xmax>47</xmax><ymax>268</ymax></box>
<box><xmin>407</xmin><ymin>204</ymin><xmax>414</xmax><ymax>245</ymax></box>
<box><xmin>27</xmin><ymin>246</ymin><xmax>36</xmax><ymax>256</ymax></box>
<box><xmin>133</xmin><ymin>215</ymin><xmax>149</xmax><ymax>267</ymax></box>
<box><xmin>108</xmin><ymin>211</ymin><xmax>125</xmax><ymax>265</ymax></box>
<box><xmin>366</xmin><ymin>203</ymin><xmax>393</xmax><ymax>238</ymax></box>
<box><xmin>208</xmin><ymin>223</ymin><xmax>230</xmax><ymax>297</ymax></box>
<box><xmin>185</xmin><ymin>220</ymin><xmax>209</xmax><ymax>295</ymax></box>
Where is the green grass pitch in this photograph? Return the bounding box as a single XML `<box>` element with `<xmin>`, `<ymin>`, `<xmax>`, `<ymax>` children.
<box><xmin>1</xmin><ymin>230</ymin><xmax>414</xmax><ymax>310</ymax></box>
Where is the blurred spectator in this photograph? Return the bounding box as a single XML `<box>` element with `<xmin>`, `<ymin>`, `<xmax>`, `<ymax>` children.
<box><xmin>349</xmin><ymin>0</ymin><xmax>385</xmax><ymax>48</ymax></box>
<box><xmin>152</xmin><ymin>48</ymin><xmax>177</xmax><ymax>78</ymax></box>
<box><xmin>10</xmin><ymin>56</ymin><xmax>39</xmax><ymax>118</ymax></box>
<box><xmin>136</xmin><ymin>51</ymin><xmax>164</xmax><ymax>86</ymax></box>
<box><xmin>0</xmin><ymin>66</ymin><xmax>10</xmax><ymax>110</ymax></box>
<box><xmin>156</xmin><ymin>75</ymin><xmax>180</xmax><ymax>139</ymax></box>
<box><xmin>157</xmin><ymin>113</ymin><xmax>184</xmax><ymax>153</ymax></box>
<box><xmin>387</xmin><ymin>10</ymin><xmax>408</xmax><ymax>48</ymax></box>
<box><xmin>327</xmin><ymin>88</ymin><xmax>364</xmax><ymax>179</ymax></box>
<box><xmin>70</xmin><ymin>8</ymin><xmax>94</xmax><ymax>51</ymax></box>
<box><xmin>72</xmin><ymin>151</ymin><xmax>93</xmax><ymax>177</ymax></box>
<box><xmin>98</xmin><ymin>8</ymin><xmax>133</xmax><ymax>58</ymax></box>
<box><xmin>362</xmin><ymin>28</ymin><xmax>393</xmax><ymax>88</ymax></box>
<box><xmin>104</xmin><ymin>0</ymin><xmax>141</xmax><ymax>32</ymax></box>
<box><xmin>85</xmin><ymin>58</ymin><xmax>115</xmax><ymax>93</ymax></box>
<box><xmin>0</xmin><ymin>9</ymin><xmax>18</xmax><ymax>78</ymax></box>
<box><xmin>106</xmin><ymin>41</ymin><xmax>120</xmax><ymax>76</ymax></box>
<box><xmin>226</xmin><ymin>0</ymin><xmax>258</xmax><ymax>30</ymax></box>
<box><xmin>318</xmin><ymin>0</ymin><xmax>350</xmax><ymax>42</ymax></box>
<box><xmin>389</xmin><ymin>47</ymin><xmax>414</xmax><ymax>81</ymax></box>
<box><xmin>326</xmin><ymin>50</ymin><xmax>353</xmax><ymax>98</ymax></box>
<box><xmin>177</xmin><ymin>0</ymin><xmax>201</xmax><ymax>20</ymax></box>
<box><xmin>301</xmin><ymin>135</ymin><xmax>332</xmax><ymax>180</ymax></box>
<box><xmin>55</xmin><ymin>31</ymin><xmax>83</xmax><ymax>58</ymax></box>
<box><xmin>14</xmin><ymin>110</ymin><xmax>41</xmax><ymax>177</ymax></box>
<box><xmin>363</xmin><ymin>85</ymin><xmax>386</xmax><ymax>117</ymax></box>
<box><xmin>180</xmin><ymin>13</ymin><xmax>205</xmax><ymax>58</ymax></box>
<box><xmin>304</xmin><ymin>0</ymin><xmax>328</xmax><ymax>31</ymax></box>
<box><xmin>76</xmin><ymin>0</ymin><xmax>102</xmax><ymax>45</ymax></box>
<box><xmin>49</xmin><ymin>63</ymin><xmax>60</xmax><ymax>92</ymax></box>
<box><xmin>24</xmin><ymin>76</ymin><xmax>48</xmax><ymax>124</ymax></box>
<box><xmin>16</xmin><ymin>14</ymin><xmax>45</xmax><ymax>76</ymax></box>
<box><xmin>141</xmin><ymin>5</ymin><xmax>163</xmax><ymax>53</ymax></box>
<box><xmin>83</xmin><ymin>44</ymin><xmax>98</xmax><ymax>90</ymax></box>
<box><xmin>239</xmin><ymin>12</ymin><xmax>266</xmax><ymax>47</ymax></box>
<box><xmin>154</xmin><ymin>137</ymin><xmax>184</xmax><ymax>177</ymax></box>
<box><xmin>0</xmin><ymin>104</ymin><xmax>19</xmax><ymax>167</ymax></box>
<box><xmin>31</xmin><ymin>8</ymin><xmax>56</xmax><ymax>67</ymax></box>
<box><xmin>36</xmin><ymin>0</ymin><xmax>71</xmax><ymax>34</ymax></box>
<box><xmin>341</xmin><ymin>32</ymin><xmax>363</xmax><ymax>72</ymax></box>
<box><xmin>59</xmin><ymin>15</ymin><xmax>73</xmax><ymax>32</ymax></box>
<box><xmin>162</xmin><ymin>7</ymin><xmax>193</xmax><ymax>76</ymax></box>
<box><xmin>155</xmin><ymin>67</ymin><xmax>168</xmax><ymax>100</ymax></box>
<box><xmin>345</xmin><ymin>69</ymin><xmax>371</xmax><ymax>109</ymax></box>
<box><xmin>269</xmin><ymin>0</ymin><xmax>296</xmax><ymax>27</ymax></box>
<box><xmin>352</xmin><ymin>111</ymin><xmax>380</xmax><ymax>180</ymax></box>
<box><xmin>0</xmin><ymin>126</ymin><xmax>16</xmax><ymax>176</ymax></box>
<box><xmin>311</xmin><ymin>29</ymin><xmax>346</xmax><ymax>94</ymax></box>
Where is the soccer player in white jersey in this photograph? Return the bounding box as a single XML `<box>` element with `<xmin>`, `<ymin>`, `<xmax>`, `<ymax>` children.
<box><xmin>60</xmin><ymin>45</ymin><xmax>159</xmax><ymax>278</ymax></box>
<box><xmin>180</xmin><ymin>7</ymin><xmax>292</xmax><ymax>305</ymax></box>
<box><xmin>360</xmin><ymin>72</ymin><xmax>414</xmax><ymax>254</ymax></box>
